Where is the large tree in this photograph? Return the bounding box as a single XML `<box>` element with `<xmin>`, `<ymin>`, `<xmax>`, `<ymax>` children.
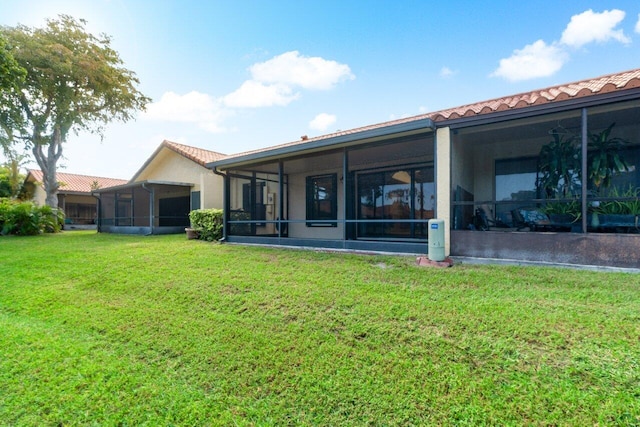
<box><xmin>0</xmin><ymin>15</ymin><xmax>150</xmax><ymax>208</ymax></box>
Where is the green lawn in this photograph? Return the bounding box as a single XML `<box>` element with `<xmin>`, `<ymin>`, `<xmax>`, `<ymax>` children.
<box><xmin>1</xmin><ymin>231</ymin><xmax>638</xmax><ymax>426</ymax></box>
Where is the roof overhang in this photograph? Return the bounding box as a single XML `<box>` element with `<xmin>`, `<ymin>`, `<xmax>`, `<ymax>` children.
<box><xmin>438</xmin><ymin>86</ymin><xmax>640</xmax><ymax>130</ymax></box>
<box><xmin>91</xmin><ymin>180</ymin><xmax>193</xmax><ymax>194</ymax></box>
<box><xmin>208</xmin><ymin>117</ymin><xmax>434</xmax><ymax>170</ymax></box>
<box><xmin>57</xmin><ymin>190</ymin><xmax>98</xmax><ymax>197</ymax></box>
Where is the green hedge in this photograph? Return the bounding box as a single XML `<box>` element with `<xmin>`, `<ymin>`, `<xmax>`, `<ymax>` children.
<box><xmin>0</xmin><ymin>199</ymin><xmax>65</xmax><ymax>236</ymax></box>
<box><xmin>188</xmin><ymin>209</ymin><xmax>223</xmax><ymax>242</ymax></box>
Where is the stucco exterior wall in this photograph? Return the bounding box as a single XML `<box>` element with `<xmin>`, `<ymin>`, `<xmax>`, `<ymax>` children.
<box><xmin>134</xmin><ymin>147</ymin><xmax>223</xmax><ymax>209</ymax></box>
<box><xmin>436</xmin><ymin>127</ymin><xmax>451</xmax><ymax>255</ymax></box>
<box><xmin>31</xmin><ymin>184</ymin><xmax>47</xmax><ymax>206</ymax></box>
<box><xmin>287</xmin><ymin>168</ymin><xmax>344</xmax><ymax>240</ymax></box>
<box><xmin>30</xmin><ymin>180</ymin><xmax>96</xmax><ymax>211</ymax></box>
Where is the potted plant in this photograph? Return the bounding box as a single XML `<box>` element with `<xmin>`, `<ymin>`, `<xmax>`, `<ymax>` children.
<box><xmin>537</xmin><ymin>128</ymin><xmax>582</xmax><ymax>231</ymax></box>
<box><xmin>537</xmin><ymin>128</ymin><xmax>582</xmax><ymax>199</ymax></box>
<box><xmin>593</xmin><ymin>186</ymin><xmax>640</xmax><ymax>229</ymax></box>
<box><xmin>185</xmin><ymin>226</ymin><xmax>200</xmax><ymax>240</ymax></box>
<box><xmin>586</xmin><ymin>122</ymin><xmax>634</xmax><ymax>229</ymax></box>
<box><xmin>541</xmin><ymin>198</ymin><xmax>581</xmax><ymax>230</ymax></box>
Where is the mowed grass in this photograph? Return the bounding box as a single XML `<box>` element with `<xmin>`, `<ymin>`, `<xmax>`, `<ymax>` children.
<box><xmin>0</xmin><ymin>232</ymin><xmax>638</xmax><ymax>426</ymax></box>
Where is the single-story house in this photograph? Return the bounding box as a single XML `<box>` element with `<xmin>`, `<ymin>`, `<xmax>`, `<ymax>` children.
<box><xmin>25</xmin><ymin>169</ymin><xmax>127</xmax><ymax>228</ymax></box>
<box><xmin>93</xmin><ymin>140</ymin><xmax>226</xmax><ymax>234</ymax></box>
<box><xmin>207</xmin><ymin>68</ymin><xmax>640</xmax><ymax>269</ymax></box>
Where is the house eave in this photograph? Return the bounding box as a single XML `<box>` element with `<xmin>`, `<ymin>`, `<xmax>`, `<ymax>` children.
<box><xmin>207</xmin><ymin>118</ymin><xmax>435</xmax><ymax>170</ymax></box>
<box><xmin>91</xmin><ymin>180</ymin><xmax>193</xmax><ymax>194</ymax></box>
<box><xmin>437</xmin><ymin>87</ymin><xmax>640</xmax><ymax>130</ymax></box>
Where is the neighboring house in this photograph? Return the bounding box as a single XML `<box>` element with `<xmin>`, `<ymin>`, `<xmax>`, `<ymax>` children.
<box><xmin>93</xmin><ymin>140</ymin><xmax>226</xmax><ymax>234</ymax></box>
<box><xmin>25</xmin><ymin>169</ymin><xmax>127</xmax><ymax>228</ymax></box>
<box><xmin>207</xmin><ymin>68</ymin><xmax>640</xmax><ymax>269</ymax></box>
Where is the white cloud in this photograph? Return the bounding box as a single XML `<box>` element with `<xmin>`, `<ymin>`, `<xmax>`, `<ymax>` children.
<box><xmin>144</xmin><ymin>52</ymin><xmax>354</xmax><ymax>131</ymax></box>
<box><xmin>560</xmin><ymin>9</ymin><xmax>630</xmax><ymax>48</ymax></box>
<box><xmin>439</xmin><ymin>66</ymin><xmax>455</xmax><ymax>78</ymax></box>
<box><xmin>142</xmin><ymin>91</ymin><xmax>230</xmax><ymax>133</ymax></box>
<box><xmin>223</xmin><ymin>51</ymin><xmax>354</xmax><ymax>109</ymax></box>
<box><xmin>250</xmin><ymin>51</ymin><xmax>355</xmax><ymax>90</ymax></box>
<box><xmin>223</xmin><ymin>80</ymin><xmax>299</xmax><ymax>108</ymax></box>
<box><xmin>491</xmin><ymin>40</ymin><xmax>568</xmax><ymax>82</ymax></box>
<box><xmin>309</xmin><ymin>113</ymin><xmax>337</xmax><ymax>131</ymax></box>
<box><xmin>492</xmin><ymin>9</ymin><xmax>634</xmax><ymax>82</ymax></box>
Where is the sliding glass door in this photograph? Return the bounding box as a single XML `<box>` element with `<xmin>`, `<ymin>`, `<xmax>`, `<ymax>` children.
<box><xmin>357</xmin><ymin>166</ymin><xmax>434</xmax><ymax>239</ymax></box>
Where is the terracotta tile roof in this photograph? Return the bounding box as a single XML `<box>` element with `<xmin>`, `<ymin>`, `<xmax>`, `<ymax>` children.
<box><xmin>129</xmin><ymin>139</ymin><xmax>228</xmax><ymax>182</ymax></box>
<box><xmin>28</xmin><ymin>170</ymin><xmax>128</xmax><ymax>193</ymax></box>
<box><xmin>216</xmin><ymin>68</ymin><xmax>640</xmax><ymax>163</ymax></box>
<box><xmin>162</xmin><ymin>140</ymin><xmax>226</xmax><ymax>166</ymax></box>
<box><xmin>429</xmin><ymin>68</ymin><xmax>640</xmax><ymax>121</ymax></box>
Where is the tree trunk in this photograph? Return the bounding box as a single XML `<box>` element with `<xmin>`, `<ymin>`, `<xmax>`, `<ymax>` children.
<box><xmin>32</xmin><ymin>129</ymin><xmax>63</xmax><ymax>208</ymax></box>
<box><xmin>42</xmin><ymin>157</ymin><xmax>59</xmax><ymax>208</ymax></box>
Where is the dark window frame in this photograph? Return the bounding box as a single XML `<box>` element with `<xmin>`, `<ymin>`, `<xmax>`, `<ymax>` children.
<box><xmin>306</xmin><ymin>174</ymin><xmax>338</xmax><ymax>227</ymax></box>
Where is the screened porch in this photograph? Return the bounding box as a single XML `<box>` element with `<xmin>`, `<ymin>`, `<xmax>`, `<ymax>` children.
<box><xmin>94</xmin><ymin>181</ymin><xmax>194</xmax><ymax>235</ymax></box>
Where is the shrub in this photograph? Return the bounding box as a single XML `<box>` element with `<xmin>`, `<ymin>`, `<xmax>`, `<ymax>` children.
<box><xmin>0</xmin><ymin>198</ymin><xmax>65</xmax><ymax>236</ymax></box>
<box><xmin>189</xmin><ymin>209</ymin><xmax>223</xmax><ymax>242</ymax></box>
<box><xmin>40</xmin><ymin>204</ymin><xmax>65</xmax><ymax>233</ymax></box>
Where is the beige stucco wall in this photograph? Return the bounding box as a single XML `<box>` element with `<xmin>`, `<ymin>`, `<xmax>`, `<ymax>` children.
<box><xmin>30</xmin><ymin>181</ymin><xmax>96</xmax><ymax>208</ymax></box>
<box><xmin>436</xmin><ymin>127</ymin><xmax>451</xmax><ymax>256</ymax></box>
<box><xmin>31</xmin><ymin>182</ymin><xmax>47</xmax><ymax>206</ymax></box>
<box><xmin>287</xmin><ymin>168</ymin><xmax>344</xmax><ymax>240</ymax></box>
<box><xmin>134</xmin><ymin>147</ymin><xmax>223</xmax><ymax>209</ymax></box>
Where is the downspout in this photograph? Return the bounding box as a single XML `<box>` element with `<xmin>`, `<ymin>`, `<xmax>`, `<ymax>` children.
<box><xmin>141</xmin><ymin>183</ymin><xmax>154</xmax><ymax>235</ymax></box>
<box><xmin>92</xmin><ymin>192</ymin><xmax>101</xmax><ymax>233</ymax></box>
<box><xmin>212</xmin><ymin>167</ymin><xmax>228</xmax><ymax>242</ymax></box>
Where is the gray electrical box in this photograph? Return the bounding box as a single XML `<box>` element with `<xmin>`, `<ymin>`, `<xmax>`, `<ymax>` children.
<box><xmin>428</xmin><ymin>219</ymin><xmax>445</xmax><ymax>261</ymax></box>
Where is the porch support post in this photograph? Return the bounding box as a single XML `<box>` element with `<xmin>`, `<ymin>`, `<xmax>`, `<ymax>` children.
<box><xmin>581</xmin><ymin>108</ymin><xmax>588</xmax><ymax>233</ymax></box>
<box><xmin>342</xmin><ymin>148</ymin><xmax>348</xmax><ymax>241</ymax></box>
<box><xmin>95</xmin><ymin>195</ymin><xmax>101</xmax><ymax>232</ymax></box>
<box><xmin>222</xmin><ymin>173</ymin><xmax>229</xmax><ymax>241</ymax></box>
<box><xmin>436</xmin><ymin>126</ymin><xmax>451</xmax><ymax>256</ymax></box>
<box><xmin>278</xmin><ymin>160</ymin><xmax>284</xmax><ymax>238</ymax></box>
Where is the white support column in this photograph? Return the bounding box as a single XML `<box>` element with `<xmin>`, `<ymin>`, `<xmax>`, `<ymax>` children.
<box><xmin>436</xmin><ymin>126</ymin><xmax>451</xmax><ymax>256</ymax></box>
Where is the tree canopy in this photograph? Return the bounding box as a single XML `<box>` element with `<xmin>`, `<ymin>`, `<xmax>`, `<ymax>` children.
<box><xmin>0</xmin><ymin>34</ymin><xmax>25</xmax><ymax>91</ymax></box>
<box><xmin>0</xmin><ymin>15</ymin><xmax>150</xmax><ymax>207</ymax></box>
<box><xmin>0</xmin><ymin>35</ymin><xmax>26</xmax><ymax>155</ymax></box>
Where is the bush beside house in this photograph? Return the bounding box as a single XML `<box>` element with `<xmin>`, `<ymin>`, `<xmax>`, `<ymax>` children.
<box><xmin>0</xmin><ymin>199</ymin><xmax>65</xmax><ymax>235</ymax></box>
<box><xmin>188</xmin><ymin>209</ymin><xmax>223</xmax><ymax>242</ymax></box>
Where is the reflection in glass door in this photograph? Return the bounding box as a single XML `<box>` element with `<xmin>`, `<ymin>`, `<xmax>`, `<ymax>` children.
<box><xmin>357</xmin><ymin>167</ymin><xmax>434</xmax><ymax>239</ymax></box>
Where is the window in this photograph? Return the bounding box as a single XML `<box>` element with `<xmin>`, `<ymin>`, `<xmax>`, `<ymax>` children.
<box><xmin>306</xmin><ymin>174</ymin><xmax>337</xmax><ymax>226</ymax></box>
<box><xmin>190</xmin><ymin>191</ymin><xmax>201</xmax><ymax>211</ymax></box>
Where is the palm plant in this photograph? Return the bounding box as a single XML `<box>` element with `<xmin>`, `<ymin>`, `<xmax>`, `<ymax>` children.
<box><xmin>537</xmin><ymin>128</ymin><xmax>581</xmax><ymax>199</ymax></box>
<box><xmin>587</xmin><ymin>122</ymin><xmax>631</xmax><ymax>193</ymax></box>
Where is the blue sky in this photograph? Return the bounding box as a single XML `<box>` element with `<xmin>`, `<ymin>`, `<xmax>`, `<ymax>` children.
<box><xmin>2</xmin><ymin>0</ymin><xmax>640</xmax><ymax>179</ymax></box>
